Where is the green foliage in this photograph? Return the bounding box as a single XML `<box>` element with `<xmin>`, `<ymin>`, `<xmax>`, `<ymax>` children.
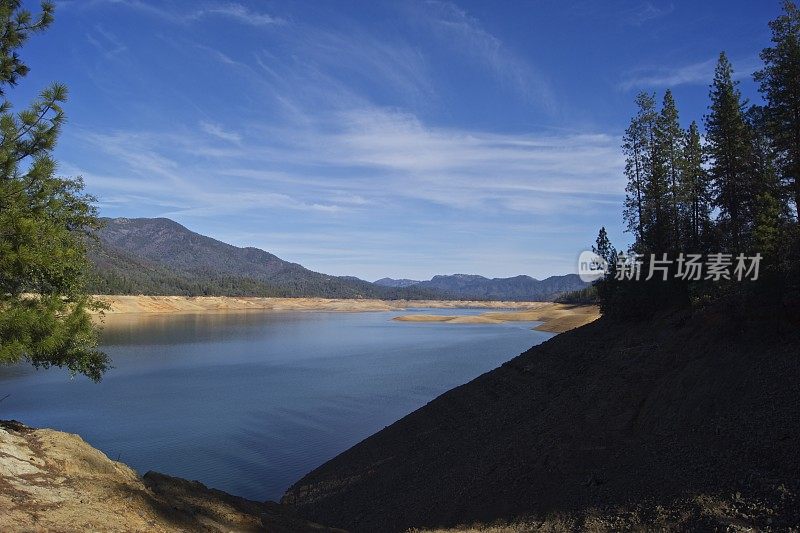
<box><xmin>753</xmin><ymin>192</ymin><xmax>786</xmax><ymax>259</ymax></box>
<box><xmin>0</xmin><ymin>294</ymin><xmax>105</xmax><ymax>381</ymax></box>
<box><xmin>622</xmin><ymin>92</ymin><xmax>657</xmax><ymax>248</ymax></box>
<box><xmin>601</xmin><ymin>5</ymin><xmax>800</xmax><ymax>319</ymax></box>
<box><xmin>755</xmin><ymin>0</ymin><xmax>800</xmax><ymax>217</ymax></box>
<box><xmin>554</xmin><ymin>284</ymin><xmax>598</xmax><ymax>305</ymax></box>
<box><xmin>0</xmin><ymin>1</ymin><xmax>106</xmax><ymax>380</ymax></box>
<box><xmin>656</xmin><ymin>90</ymin><xmax>685</xmax><ymax>250</ymax></box>
<box><xmin>0</xmin><ymin>1</ymin><xmax>54</xmax><ymax>94</ymax></box>
<box><xmin>705</xmin><ymin>52</ymin><xmax>757</xmax><ymax>250</ymax></box>
<box><xmin>678</xmin><ymin>121</ymin><xmax>712</xmax><ymax>251</ymax></box>
<box><xmin>592</xmin><ymin>226</ymin><xmax>616</xmax><ymax>266</ymax></box>
<box><xmin>623</xmin><ymin>90</ymin><xmax>710</xmax><ymax>256</ymax></box>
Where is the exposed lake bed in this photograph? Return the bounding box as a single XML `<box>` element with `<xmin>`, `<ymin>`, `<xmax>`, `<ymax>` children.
<box><xmin>393</xmin><ymin>302</ymin><xmax>600</xmax><ymax>333</ymax></box>
<box><xmin>92</xmin><ymin>295</ymin><xmax>599</xmax><ymax>333</ymax></box>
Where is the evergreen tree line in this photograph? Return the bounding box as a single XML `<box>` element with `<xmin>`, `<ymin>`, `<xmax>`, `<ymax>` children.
<box><xmin>86</xmin><ymin>267</ymin><xmax>447</xmax><ymax>300</ymax></box>
<box><xmin>597</xmin><ymin>1</ymin><xmax>800</xmax><ymax>316</ymax></box>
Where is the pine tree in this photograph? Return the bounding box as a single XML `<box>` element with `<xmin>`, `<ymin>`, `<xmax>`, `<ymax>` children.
<box><xmin>678</xmin><ymin>121</ymin><xmax>711</xmax><ymax>251</ymax></box>
<box><xmin>591</xmin><ymin>227</ymin><xmax>618</xmax><ymax>313</ymax></box>
<box><xmin>0</xmin><ymin>2</ymin><xmax>107</xmax><ymax>380</ymax></box>
<box><xmin>754</xmin><ymin>0</ymin><xmax>800</xmax><ymax>220</ymax></box>
<box><xmin>623</xmin><ymin>92</ymin><xmax>657</xmax><ymax>251</ymax></box>
<box><xmin>655</xmin><ymin>90</ymin><xmax>684</xmax><ymax>250</ymax></box>
<box><xmin>705</xmin><ymin>52</ymin><xmax>755</xmax><ymax>251</ymax></box>
<box><xmin>642</xmin><ymin>92</ymin><xmax>670</xmax><ymax>254</ymax></box>
<box><xmin>747</xmin><ymin>105</ymin><xmax>786</xmax><ymax>205</ymax></box>
<box><xmin>592</xmin><ymin>226</ymin><xmax>616</xmax><ymax>272</ymax></box>
<box><xmin>747</xmin><ymin>104</ymin><xmax>792</xmax><ymax>263</ymax></box>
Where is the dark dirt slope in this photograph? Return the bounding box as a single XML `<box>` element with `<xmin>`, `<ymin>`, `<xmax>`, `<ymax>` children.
<box><xmin>282</xmin><ymin>312</ymin><xmax>800</xmax><ymax>532</ymax></box>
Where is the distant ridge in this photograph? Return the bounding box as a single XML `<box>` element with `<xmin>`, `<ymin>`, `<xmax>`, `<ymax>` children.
<box><xmin>376</xmin><ymin>273</ymin><xmax>587</xmax><ymax>301</ymax></box>
<box><xmin>87</xmin><ymin>218</ymin><xmax>440</xmax><ymax>299</ymax></box>
<box><xmin>87</xmin><ymin>217</ymin><xmax>585</xmax><ymax>300</ymax></box>
<box><xmin>374</xmin><ymin>278</ymin><xmax>422</xmax><ymax>288</ymax></box>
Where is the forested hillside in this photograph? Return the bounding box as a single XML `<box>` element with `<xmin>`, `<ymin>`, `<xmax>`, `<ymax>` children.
<box><xmin>87</xmin><ymin>218</ymin><xmax>443</xmax><ymax>299</ymax></box>
<box><xmin>375</xmin><ymin>274</ymin><xmax>587</xmax><ymax>300</ymax></box>
<box><xmin>88</xmin><ymin>218</ymin><xmax>584</xmax><ymax>300</ymax></box>
<box><xmin>418</xmin><ymin>273</ymin><xmax>586</xmax><ymax>301</ymax></box>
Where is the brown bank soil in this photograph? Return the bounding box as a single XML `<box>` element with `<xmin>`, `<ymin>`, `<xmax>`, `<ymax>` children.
<box><xmin>92</xmin><ymin>296</ymin><xmax>599</xmax><ymax>334</ymax></box>
<box><xmin>283</xmin><ymin>311</ymin><xmax>800</xmax><ymax>532</ymax></box>
<box><xmin>93</xmin><ymin>295</ymin><xmax>544</xmax><ymax>315</ymax></box>
<box><xmin>393</xmin><ymin>303</ymin><xmax>600</xmax><ymax>333</ymax></box>
<box><xmin>0</xmin><ymin>421</ymin><xmax>344</xmax><ymax>533</ymax></box>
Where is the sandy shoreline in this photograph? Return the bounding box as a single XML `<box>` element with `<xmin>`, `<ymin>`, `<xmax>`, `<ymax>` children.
<box><xmin>93</xmin><ymin>295</ymin><xmax>599</xmax><ymax>334</ymax></box>
<box><xmin>393</xmin><ymin>302</ymin><xmax>601</xmax><ymax>333</ymax></box>
<box><xmin>94</xmin><ymin>295</ymin><xmax>546</xmax><ymax>314</ymax></box>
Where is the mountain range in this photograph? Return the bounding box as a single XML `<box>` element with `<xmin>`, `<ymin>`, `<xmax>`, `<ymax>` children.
<box><xmin>87</xmin><ymin>217</ymin><xmax>586</xmax><ymax>301</ymax></box>
<box><xmin>375</xmin><ymin>273</ymin><xmax>588</xmax><ymax>301</ymax></box>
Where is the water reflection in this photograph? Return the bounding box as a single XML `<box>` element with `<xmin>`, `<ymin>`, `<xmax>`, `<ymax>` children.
<box><xmin>0</xmin><ymin>309</ymin><xmax>550</xmax><ymax>501</ymax></box>
<box><xmin>99</xmin><ymin>311</ymin><xmax>319</xmax><ymax>346</ymax></box>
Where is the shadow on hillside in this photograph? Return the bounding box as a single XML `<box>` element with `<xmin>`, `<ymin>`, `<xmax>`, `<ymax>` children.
<box><xmin>140</xmin><ymin>471</ymin><xmax>347</xmax><ymax>532</ymax></box>
<box><xmin>282</xmin><ymin>312</ymin><xmax>800</xmax><ymax>532</ymax></box>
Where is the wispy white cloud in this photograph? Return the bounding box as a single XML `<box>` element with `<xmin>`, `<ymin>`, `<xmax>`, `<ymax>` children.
<box><xmin>300</xmin><ymin>107</ymin><xmax>624</xmax><ymax>210</ymax></box>
<box><xmin>417</xmin><ymin>1</ymin><xmax>555</xmax><ymax>112</ymax></box>
<box><xmin>72</xmin><ymin>0</ymin><xmax>282</xmax><ymax>27</ymax></box>
<box><xmin>69</xmin><ymin>0</ymin><xmax>176</xmax><ymax>20</ymax></box>
<box><xmin>199</xmin><ymin>121</ymin><xmax>242</xmax><ymax>143</ymax></box>
<box><xmin>71</xmin><ymin>105</ymin><xmax>622</xmax><ymax>219</ymax></box>
<box><xmin>285</xmin><ymin>28</ymin><xmax>432</xmax><ymax>104</ymax></box>
<box><xmin>189</xmin><ymin>3</ymin><xmax>284</xmax><ymax>26</ymax></box>
<box><xmin>619</xmin><ymin>55</ymin><xmax>759</xmax><ymax>91</ymax></box>
<box><xmin>623</xmin><ymin>2</ymin><xmax>674</xmax><ymax>26</ymax></box>
<box><xmin>68</xmin><ymin>133</ymin><xmax>349</xmax><ymax>218</ymax></box>
<box><xmin>85</xmin><ymin>25</ymin><xmax>127</xmax><ymax>58</ymax></box>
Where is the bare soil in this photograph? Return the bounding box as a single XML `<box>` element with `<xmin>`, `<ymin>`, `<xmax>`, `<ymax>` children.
<box><xmin>283</xmin><ymin>311</ymin><xmax>800</xmax><ymax>532</ymax></box>
<box><xmin>0</xmin><ymin>420</ymin><xmax>344</xmax><ymax>532</ymax></box>
<box><xmin>393</xmin><ymin>303</ymin><xmax>600</xmax><ymax>333</ymax></box>
<box><xmin>93</xmin><ymin>295</ymin><xmax>542</xmax><ymax>316</ymax></box>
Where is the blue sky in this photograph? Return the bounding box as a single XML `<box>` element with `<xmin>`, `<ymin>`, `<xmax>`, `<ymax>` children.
<box><xmin>14</xmin><ymin>0</ymin><xmax>781</xmax><ymax>280</ymax></box>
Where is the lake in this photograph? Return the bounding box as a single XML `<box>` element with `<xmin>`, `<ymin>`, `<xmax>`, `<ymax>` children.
<box><xmin>0</xmin><ymin>308</ymin><xmax>551</xmax><ymax>501</ymax></box>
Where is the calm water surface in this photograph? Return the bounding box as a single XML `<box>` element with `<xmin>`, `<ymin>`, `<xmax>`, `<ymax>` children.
<box><xmin>0</xmin><ymin>308</ymin><xmax>551</xmax><ymax>501</ymax></box>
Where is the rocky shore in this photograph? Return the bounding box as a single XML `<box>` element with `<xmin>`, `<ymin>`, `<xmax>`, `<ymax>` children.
<box><xmin>0</xmin><ymin>420</ymin><xmax>343</xmax><ymax>532</ymax></box>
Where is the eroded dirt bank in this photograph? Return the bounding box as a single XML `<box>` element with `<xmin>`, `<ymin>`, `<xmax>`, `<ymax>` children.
<box><xmin>93</xmin><ymin>295</ymin><xmax>545</xmax><ymax>315</ymax></box>
<box><xmin>393</xmin><ymin>303</ymin><xmax>600</xmax><ymax>333</ymax></box>
<box><xmin>92</xmin><ymin>296</ymin><xmax>599</xmax><ymax>334</ymax></box>
<box><xmin>0</xmin><ymin>420</ymin><xmax>344</xmax><ymax>532</ymax></box>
